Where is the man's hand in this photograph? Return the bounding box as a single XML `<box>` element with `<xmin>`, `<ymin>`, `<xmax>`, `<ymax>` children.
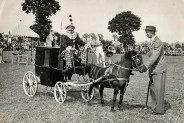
<box><xmin>66</xmin><ymin>46</ymin><xmax>72</xmax><ymax>51</ymax></box>
<box><xmin>66</xmin><ymin>46</ymin><xmax>75</xmax><ymax>51</ymax></box>
<box><xmin>138</xmin><ymin>64</ymin><xmax>147</xmax><ymax>73</ymax></box>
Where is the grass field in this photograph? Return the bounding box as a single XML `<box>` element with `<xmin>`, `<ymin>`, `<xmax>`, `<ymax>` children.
<box><xmin>0</xmin><ymin>51</ymin><xmax>184</xmax><ymax>123</ymax></box>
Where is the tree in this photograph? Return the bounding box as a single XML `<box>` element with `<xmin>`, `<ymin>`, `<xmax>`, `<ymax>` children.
<box><xmin>82</xmin><ymin>33</ymin><xmax>89</xmax><ymax>41</ymax></box>
<box><xmin>112</xmin><ymin>34</ymin><xmax>118</xmax><ymax>41</ymax></box>
<box><xmin>0</xmin><ymin>33</ymin><xmax>3</xmax><ymax>41</ymax></box>
<box><xmin>108</xmin><ymin>11</ymin><xmax>141</xmax><ymax>46</ymax></box>
<box><xmin>175</xmin><ymin>43</ymin><xmax>181</xmax><ymax>49</ymax></box>
<box><xmin>22</xmin><ymin>0</ymin><xmax>60</xmax><ymax>41</ymax></box>
<box><xmin>162</xmin><ymin>42</ymin><xmax>169</xmax><ymax>48</ymax></box>
<box><xmin>0</xmin><ymin>33</ymin><xmax>4</xmax><ymax>48</ymax></box>
<box><xmin>89</xmin><ymin>33</ymin><xmax>97</xmax><ymax>40</ymax></box>
<box><xmin>182</xmin><ymin>43</ymin><xmax>184</xmax><ymax>51</ymax></box>
<box><xmin>98</xmin><ymin>34</ymin><xmax>104</xmax><ymax>40</ymax></box>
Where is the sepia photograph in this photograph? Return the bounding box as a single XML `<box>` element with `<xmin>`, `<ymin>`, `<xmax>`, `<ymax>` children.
<box><xmin>0</xmin><ymin>0</ymin><xmax>184</xmax><ymax>123</ymax></box>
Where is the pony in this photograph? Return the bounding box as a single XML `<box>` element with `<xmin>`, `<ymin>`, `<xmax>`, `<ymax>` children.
<box><xmin>86</xmin><ymin>49</ymin><xmax>143</xmax><ymax>111</ymax></box>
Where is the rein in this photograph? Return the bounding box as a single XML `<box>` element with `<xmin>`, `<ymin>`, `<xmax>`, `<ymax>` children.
<box><xmin>110</xmin><ymin>62</ymin><xmax>140</xmax><ymax>71</ymax></box>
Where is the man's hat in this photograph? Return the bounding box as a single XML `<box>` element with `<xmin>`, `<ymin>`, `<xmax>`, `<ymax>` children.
<box><xmin>66</xmin><ymin>14</ymin><xmax>75</xmax><ymax>30</ymax></box>
<box><xmin>144</xmin><ymin>26</ymin><xmax>156</xmax><ymax>32</ymax></box>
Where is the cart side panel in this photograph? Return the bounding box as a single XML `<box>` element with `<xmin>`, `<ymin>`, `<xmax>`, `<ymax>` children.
<box><xmin>50</xmin><ymin>48</ymin><xmax>60</xmax><ymax>68</ymax></box>
<box><xmin>35</xmin><ymin>47</ymin><xmax>44</xmax><ymax>76</ymax></box>
<box><xmin>50</xmin><ymin>68</ymin><xmax>65</xmax><ymax>87</ymax></box>
<box><xmin>40</xmin><ymin>66</ymin><xmax>52</xmax><ymax>86</ymax></box>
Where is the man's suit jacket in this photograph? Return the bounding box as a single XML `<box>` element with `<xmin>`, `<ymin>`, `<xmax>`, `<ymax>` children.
<box><xmin>145</xmin><ymin>36</ymin><xmax>167</xmax><ymax>74</ymax></box>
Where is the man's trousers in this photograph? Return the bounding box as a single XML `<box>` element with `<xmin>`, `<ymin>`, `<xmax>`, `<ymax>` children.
<box><xmin>149</xmin><ymin>72</ymin><xmax>166</xmax><ymax>113</ymax></box>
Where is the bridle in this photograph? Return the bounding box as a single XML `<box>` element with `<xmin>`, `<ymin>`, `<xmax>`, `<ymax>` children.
<box><xmin>110</xmin><ymin>51</ymin><xmax>143</xmax><ymax>72</ymax></box>
<box><xmin>132</xmin><ymin>52</ymin><xmax>144</xmax><ymax>68</ymax></box>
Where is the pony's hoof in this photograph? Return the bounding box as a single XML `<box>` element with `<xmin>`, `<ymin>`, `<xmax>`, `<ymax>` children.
<box><xmin>101</xmin><ymin>101</ymin><xmax>105</xmax><ymax>106</ymax></box>
<box><xmin>88</xmin><ymin>102</ymin><xmax>92</xmax><ymax>106</ymax></box>
<box><xmin>118</xmin><ymin>106</ymin><xmax>123</xmax><ymax>110</ymax></box>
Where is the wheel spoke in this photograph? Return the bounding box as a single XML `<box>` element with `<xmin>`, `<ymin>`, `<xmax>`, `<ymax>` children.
<box><xmin>29</xmin><ymin>87</ymin><xmax>32</xmax><ymax>95</ymax></box>
<box><xmin>59</xmin><ymin>88</ymin><xmax>63</xmax><ymax>94</ymax></box>
<box><xmin>30</xmin><ymin>86</ymin><xmax>35</xmax><ymax>94</ymax></box>
<box><xmin>58</xmin><ymin>85</ymin><xmax>63</xmax><ymax>94</ymax></box>
<box><xmin>32</xmin><ymin>84</ymin><xmax>37</xmax><ymax>88</ymax></box>
<box><xmin>23</xmin><ymin>80</ymin><xmax>29</xmax><ymax>86</ymax></box>
<box><xmin>56</xmin><ymin>84</ymin><xmax>60</xmax><ymax>90</ymax></box>
<box><xmin>25</xmin><ymin>75</ymin><xmax>29</xmax><ymax>81</ymax></box>
<box><xmin>29</xmin><ymin>73</ymin><xmax>31</xmax><ymax>80</ymax></box>
<box><xmin>31</xmin><ymin>74</ymin><xmax>34</xmax><ymax>82</ymax></box>
<box><xmin>32</xmin><ymin>80</ymin><xmax>37</xmax><ymax>84</ymax></box>
<box><xmin>60</xmin><ymin>94</ymin><xmax>64</xmax><ymax>102</ymax></box>
<box><xmin>55</xmin><ymin>87</ymin><xmax>59</xmax><ymax>91</ymax></box>
<box><xmin>30</xmin><ymin>86</ymin><xmax>34</xmax><ymax>95</ymax></box>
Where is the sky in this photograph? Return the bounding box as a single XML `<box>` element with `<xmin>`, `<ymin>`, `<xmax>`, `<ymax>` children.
<box><xmin>0</xmin><ymin>0</ymin><xmax>184</xmax><ymax>44</ymax></box>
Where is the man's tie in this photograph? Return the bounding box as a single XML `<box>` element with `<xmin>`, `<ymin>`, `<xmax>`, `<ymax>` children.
<box><xmin>150</xmin><ymin>39</ymin><xmax>152</xmax><ymax>46</ymax></box>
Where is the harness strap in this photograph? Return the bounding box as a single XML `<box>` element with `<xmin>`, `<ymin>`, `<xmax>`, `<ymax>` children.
<box><xmin>105</xmin><ymin>65</ymin><xmax>114</xmax><ymax>75</ymax></box>
<box><xmin>117</xmin><ymin>66</ymin><xmax>120</xmax><ymax>76</ymax></box>
<box><xmin>98</xmin><ymin>77</ymin><xmax>129</xmax><ymax>82</ymax></box>
<box><xmin>116</xmin><ymin>78</ymin><xmax>129</xmax><ymax>81</ymax></box>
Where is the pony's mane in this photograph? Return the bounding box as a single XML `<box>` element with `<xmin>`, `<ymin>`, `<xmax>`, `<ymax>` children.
<box><xmin>115</xmin><ymin>50</ymin><xmax>133</xmax><ymax>64</ymax></box>
<box><xmin>115</xmin><ymin>55</ymin><xmax>125</xmax><ymax>64</ymax></box>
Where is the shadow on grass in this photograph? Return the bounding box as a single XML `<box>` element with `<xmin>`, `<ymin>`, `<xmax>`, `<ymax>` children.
<box><xmin>87</xmin><ymin>98</ymin><xmax>171</xmax><ymax>112</ymax></box>
<box><xmin>36</xmin><ymin>91</ymin><xmax>54</xmax><ymax>97</ymax></box>
<box><xmin>36</xmin><ymin>89</ymin><xmax>88</xmax><ymax>103</ymax></box>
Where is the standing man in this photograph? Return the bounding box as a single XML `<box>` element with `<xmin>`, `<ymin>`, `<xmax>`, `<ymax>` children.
<box><xmin>138</xmin><ymin>26</ymin><xmax>167</xmax><ymax>115</ymax></box>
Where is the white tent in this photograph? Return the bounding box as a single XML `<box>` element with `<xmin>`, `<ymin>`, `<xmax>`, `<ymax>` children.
<box><xmin>9</xmin><ymin>20</ymin><xmax>40</xmax><ymax>63</ymax></box>
<box><xmin>9</xmin><ymin>21</ymin><xmax>39</xmax><ymax>38</ymax></box>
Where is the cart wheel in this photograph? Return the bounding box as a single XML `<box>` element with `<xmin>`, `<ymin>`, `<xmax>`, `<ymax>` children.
<box><xmin>23</xmin><ymin>71</ymin><xmax>38</xmax><ymax>96</ymax></box>
<box><xmin>81</xmin><ymin>85</ymin><xmax>94</xmax><ymax>101</ymax></box>
<box><xmin>54</xmin><ymin>81</ymin><xmax>67</xmax><ymax>103</ymax></box>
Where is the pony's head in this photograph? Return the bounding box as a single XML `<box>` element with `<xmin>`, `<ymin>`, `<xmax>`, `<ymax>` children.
<box><xmin>124</xmin><ymin>49</ymin><xmax>143</xmax><ymax>68</ymax></box>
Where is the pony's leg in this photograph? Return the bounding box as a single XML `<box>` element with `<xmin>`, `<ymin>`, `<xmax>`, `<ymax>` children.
<box><xmin>111</xmin><ymin>87</ymin><xmax>119</xmax><ymax>112</ymax></box>
<box><xmin>118</xmin><ymin>81</ymin><xmax>129</xmax><ymax>110</ymax></box>
<box><xmin>118</xmin><ymin>89</ymin><xmax>125</xmax><ymax>110</ymax></box>
<box><xmin>99</xmin><ymin>86</ymin><xmax>105</xmax><ymax>106</ymax></box>
<box><xmin>88</xmin><ymin>84</ymin><xmax>95</xmax><ymax>105</ymax></box>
